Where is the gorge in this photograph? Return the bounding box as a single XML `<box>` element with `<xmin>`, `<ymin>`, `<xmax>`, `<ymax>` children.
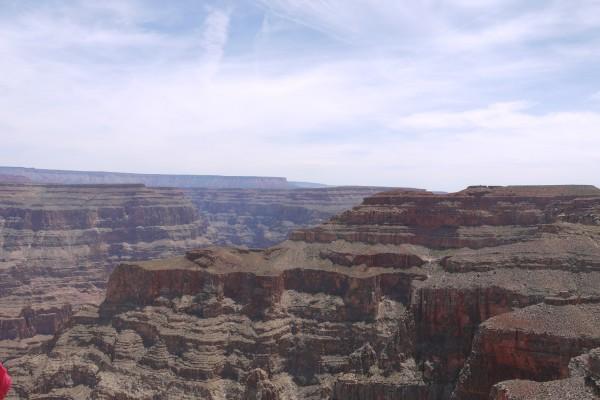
<box><xmin>0</xmin><ymin>182</ymin><xmax>386</xmax><ymax>362</ymax></box>
<box><xmin>3</xmin><ymin>185</ymin><xmax>600</xmax><ymax>399</ymax></box>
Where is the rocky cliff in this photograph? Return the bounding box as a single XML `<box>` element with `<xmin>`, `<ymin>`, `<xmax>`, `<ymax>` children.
<box><xmin>187</xmin><ymin>187</ymin><xmax>398</xmax><ymax>248</ymax></box>
<box><xmin>0</xmin><ymin>183</ymin><xmax>209</xmax><ymax>358</ymax></box>
<box><xmin>489</xmin><ymin>346</ymin><xmax>600</xmax><ymax>399</ymax></box>
<box><xmin>0</xmin><ymin>183</ymin><xmax>396</xmax><ymax>363</ymax></box>
<box><xmin>4</xmin><ymin>185</ymin><xmax>600</xmax><ymax>400</ymax></box>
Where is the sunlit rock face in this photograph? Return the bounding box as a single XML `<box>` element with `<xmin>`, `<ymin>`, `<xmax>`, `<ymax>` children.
<box><xmin>0</xmin><ymin>183</ymin><xmax>209</xmax><ymax>358</ymax></box>
<box><xmin>6</xmin><ymin>185</ymin><xmax>600</xmax><ymax>399</ymax></box>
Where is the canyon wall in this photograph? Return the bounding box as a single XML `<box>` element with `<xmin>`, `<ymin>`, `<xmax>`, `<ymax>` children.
<box><xmin>5</xmin><ymin>185</ymin><xmax>600</xmax><ymax>399</ymax></box>
<box><xmin>187</xmin><ymin>187</ymin><xmax>396</xmax><ymax>248</ymax></box>
<box><xmin>0</xmin><ymin>183</ymin><xmax>389</xmax><ymax>361</ymax></box>
<box><xmin>0</xmin><ymin>183</ymin><xmax>209</xmax><ymax>358</ymax></box>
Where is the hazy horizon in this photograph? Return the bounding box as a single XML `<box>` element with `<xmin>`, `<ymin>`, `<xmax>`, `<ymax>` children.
<box><xmin>1</xmin><ymin>1</ymin><xmax>600</xmax><ymax>191</ymax></box>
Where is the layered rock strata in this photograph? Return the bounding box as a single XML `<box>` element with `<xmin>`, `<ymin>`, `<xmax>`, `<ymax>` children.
<box><xmin>489</xmin><ymin>346</ymin><xmax>600</xmax><ymax>399</ymax></box>
<box><xmin>7</xmin><ymin>249</ymin><xmax>430</xmax><ymax>399</ymax></box>
<box><xmin>187</xmin><ymin>187</ymin><xmax>399</xmax><ymax>248</ymax></box>
<box><xmin>5</xmin><ymin>185</ymin><xmax>600</xmax><ymax>399</ymax></box>
<box><xmin>455</xmin><ymin>303</ymin><xmax>600</xmax><ymax>399</ymax></box>
<box><xmin>0</xmin><ymin>183</ymin><xmax>208</xmax><ymax>356</ymax></box>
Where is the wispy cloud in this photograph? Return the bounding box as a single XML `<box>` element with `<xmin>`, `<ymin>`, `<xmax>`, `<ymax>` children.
<box><xmin>0</xmin><ymin>0</ymin><xmax>599</xmax><ymax>190</ymax></box>
<box><xmin>200</xmin><ymin>8</ymin><xmax>230</xmax><ymax>62</ymax></box>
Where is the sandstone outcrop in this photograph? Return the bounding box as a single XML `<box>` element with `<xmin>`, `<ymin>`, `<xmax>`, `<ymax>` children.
<box><xmin>0</xmin><ymin>183</ymin><xmax>209</xmax><ymax>358</ymax></box>
<box><xmin>4</xmin><ymin>185</ymin><xmax>600</xmax><ymax>399</ymax></box>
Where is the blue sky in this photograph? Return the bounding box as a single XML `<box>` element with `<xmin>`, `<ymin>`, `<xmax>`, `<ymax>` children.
<box><xmin>1</xmin><ymin>0</ymin><xmax>599</xmax><ymax>191</ymax></box>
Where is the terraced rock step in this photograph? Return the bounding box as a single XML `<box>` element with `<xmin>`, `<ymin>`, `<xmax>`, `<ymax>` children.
<box><xmin>454</xmin><ymin>303</ymin><xmax>600</xmax><ymax>399</ymax></box>
<box><xmin>187</xmin><ymin>186</ymin><xmax>400</xmax><ymax>248</ymax></box>
<box><xmin>0</xmin><ymin>183</ymin><xmax>208</xmax><ymax>355</ymax></box>
<box><xmin>5</xmin><ymin>185</ymin><xmax>600</xmax><ymax>399</ymax></box>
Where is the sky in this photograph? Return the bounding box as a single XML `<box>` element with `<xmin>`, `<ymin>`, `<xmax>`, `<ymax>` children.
<box><xmin>1</xmin><ymin>0</ymin><xmax>599</xmax><ymax>191</ymax></box>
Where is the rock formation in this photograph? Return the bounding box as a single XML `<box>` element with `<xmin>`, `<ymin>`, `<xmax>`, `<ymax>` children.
<box><xmin>4</xmin><ymin>185</ymin><xmax>600</xmax><ymax>399</ymax></box>
<box><xmin>489</xmin><ymin>346</ymin><xmax>600</xmax><ymax>399</ymax></box>
<box><xmin>0</xmin><ymin>183</ymin><xmax>209</xmax><ymax>359</ymax></box>
<box><xmin>0</xmin><ymin>182</ymin><xmax>396</xmax><ymax>364</ymax></box>
<box><xmin>187</xmin><ymin>187</ymin><xmax>398</xmax><ymax>248</ymax></box>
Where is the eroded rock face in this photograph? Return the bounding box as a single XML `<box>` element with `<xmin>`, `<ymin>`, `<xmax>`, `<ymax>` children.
<box><xmin>454</xmin><ymin>303</ymin><xmax>600</xmax><ymax>399</ymax></box>
<box><xmin>5</xmin><ymin>242</ymin><xmax>429</xmax><ymax>399</ymax></box>
<box><xmin>5</xmin><ymin>185</ymin><xmax>600</xmax><ymax>399</ymax></box>
<box><xmin>489</xmin><ymin>347</ymin><xmax>600</xmax><ymax>400</ymax></box>
<box><xmin>186</xmin><ymin>187</ymin><xmax>400</xmax><ymax>248</ymax></box>
<box><xmin>0</xmin><ymin>183</ymin><xmax>209</xmax><ymax>356</ymax></box>
<box><xmin>0</xmin><ymin>183</ymin><xmax>399</xmax><ymax>363</ymax></box>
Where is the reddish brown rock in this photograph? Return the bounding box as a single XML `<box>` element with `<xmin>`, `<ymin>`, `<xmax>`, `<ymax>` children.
<box><xmin>488</xmin><ymin>347</ymin><xmax>600</xmax><ymax>399</ymax></box>
<box><xmin>292</xmin><ymin>185</ymin><xmax>600</xmax><ymax>249</ymax></box>
<box><xmin>454</xmin><ymin>303</ymin><xmax>600</xmax><ymax>399</ymax></box>
<box><xmin>0</xmin><ymin>183</ymin><xmax>208</xmax><ymax>356</ymax></box>
<box><xmin>6</xmin><ymin>249</ymin><xmax>425</xmax><ymax>399</ymax></box>
<box><xmin>187</xmin><ymin>186</ymin><xmax>400</xmax><ymax>248</ymax></box>
<box><xmin>0</xmin><ymin>305</ymin><xmax>72</xmax><ymax>340</ymax></box>
<box><xmin>0</xmin><ymin>183</ymin><xmax>401</xmax><ymax>362</ymax></box>
<box><xmin>4</xmin><ymin>184</ymin><xmax>600</xmax><ymax>399</ymax></box>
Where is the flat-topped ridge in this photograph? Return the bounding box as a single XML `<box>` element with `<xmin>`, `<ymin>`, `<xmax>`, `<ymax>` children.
<box><xmin>0</xmin><ymin>182</ymin><xmax>147</xmax><ymax>189</ymax></box>
<box><xmin>0</xmin><ymin>183</ymin><xmax>193</xmax><ymax>210</ymax></box>
<box><xmin>368</xmin><ymin>185</ymin><xmax>600</xmax><ymax>203</ymax></box>
<box><xmin>0</xmin><ymin>166</ymin><xmax>293</xmax><ymax>189</ymax></box>
<box><xmin>459</xmin><ymin>184</ymin><xmax>600</xmax><ymax>197</ymax></box>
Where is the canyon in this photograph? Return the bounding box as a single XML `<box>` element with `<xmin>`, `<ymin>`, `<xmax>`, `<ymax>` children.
<box><xmin>0</xmin><ymin>183</ymin><xmax>385</xmax><ymax>362</ymax></box>
<box><xmin>3</xmin><ymin>184</ymin><xmax>600</xmax><ymax>399</ymax></box>
<box><xmin>187</xmin><ymin>187</ymin><xmax>393</xmax><ymax>248</ymax></box>
<box><xmin>0</xmin><ymin>183</ymin><xmax>209</xmax><ymax>360</ymax></box>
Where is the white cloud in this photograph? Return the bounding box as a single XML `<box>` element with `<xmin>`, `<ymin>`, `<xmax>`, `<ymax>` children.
<box><xmin>200</xmin><ymin>8</ymin><xmax>231</xmax><ymax>63</ymax></box>
<box><xmin>0</xmin><ymin>1</ymin><xmax>599</xmax><ymax>191</ymax></box>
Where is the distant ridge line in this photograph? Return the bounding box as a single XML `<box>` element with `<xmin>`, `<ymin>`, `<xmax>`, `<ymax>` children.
<box><xmin>0</xmin><ymin>166</ymin><xmax>327</xmax><ymax>189</ymax></box>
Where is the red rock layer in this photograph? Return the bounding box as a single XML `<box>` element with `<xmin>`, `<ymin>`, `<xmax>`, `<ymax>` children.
<box><xmin>7</xmin><ymin>253</ymin><xmax>427</xmax><ymax>399</ymax></box>
<box><xmin>454</xmin><ymin>303</ymin><xmax>600</xmax><ymax>399</ymax></box>
<box><xmin>102</xmin><ymin>253</ymin><xmax>424</xmax><ymax>321</ymax></box>
<box><xmin>4</xmin><ymin>185</ymin><xmax>600</xmax><ymax>399</ymax></box>
<box><xmin>0</xmin><ymin>183</ymin><xmax>208</xmax><ymax>350</ymax></box>
<box><xmin>186</xmin><ymin>186</ymin><xmax>398</xmax><ymax>248</ymax></box>
<box><xmin>292</xmin><ymin>185</ymin><xmax>600</xmax><ymax>249</ymax></box>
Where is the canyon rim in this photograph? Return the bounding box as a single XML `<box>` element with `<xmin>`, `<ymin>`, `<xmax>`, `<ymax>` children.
<box><xmin>3</xmin><ymin>185</ymin><xmax>600</xmax><ymax>399</ymax></box>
